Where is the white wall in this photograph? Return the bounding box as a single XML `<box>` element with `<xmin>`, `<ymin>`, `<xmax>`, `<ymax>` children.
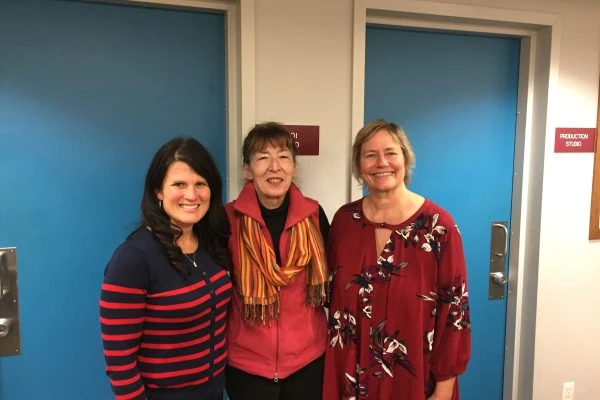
<box><xmin>511</xmin><ymin>2</ymin><xmax>600</xmax><ymax>400</ymax></box>
<box><xmin>249</xmin><ymin>0</ymin><xmax>600</xmax><ymax>399</ymax></box>
<box><xmin>253</xmin><ymin>0</ymin><xmax>353</xmax><ymax>218</ymax></box>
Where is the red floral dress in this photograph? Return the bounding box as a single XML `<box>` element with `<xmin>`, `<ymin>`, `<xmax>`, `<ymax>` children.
<box><xmin>323</xmin><ymin>199</ymin><xmax>471</xmax><ymax>400</ymax></box>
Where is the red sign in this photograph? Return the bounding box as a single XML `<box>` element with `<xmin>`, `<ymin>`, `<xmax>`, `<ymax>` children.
<box><xmin>554</xmin><ymin>127</ymin><xmax>596</xmax><ymax>153</ymax></box>
<box><xmin>283</xmin><ymin>125</ymin><xmax>319</xmax><ymax>156</ymax></box>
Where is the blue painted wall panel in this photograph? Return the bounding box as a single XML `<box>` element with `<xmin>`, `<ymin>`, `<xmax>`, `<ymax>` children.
<box><xmin>365</xmin><ymin>26</ymin><xmax>520</xmax><ymax>399</ymax></box>
<box><xmin>0</xmin><ymin>1</ymin><xmax>226</xmax><ymax>398</ymax></box>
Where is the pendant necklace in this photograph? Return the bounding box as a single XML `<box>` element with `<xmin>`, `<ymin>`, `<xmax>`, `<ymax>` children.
<box><xmin>184</xmin><ymin>252</ymin><xmax>197</xmax><ymax>268</ymax></box>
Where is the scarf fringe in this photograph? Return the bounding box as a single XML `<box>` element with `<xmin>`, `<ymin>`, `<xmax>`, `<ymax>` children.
<box><xmin>307</xmin><ymin>282</ymin><xmax>328</xmax><ymax>307</ymax></box>
<box><xmin>241</xmin><ymin>297</ymin><xmax>280</xmax><ymax>325</ymax></box>
<box><xmin>241</xmin><ymin>283</ymin><xmax>328</xmax><ymax>325</ymax></box>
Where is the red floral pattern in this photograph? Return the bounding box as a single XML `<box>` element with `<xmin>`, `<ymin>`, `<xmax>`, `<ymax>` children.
<box><xmin>324</xmin><ymin>199</ymin><xmax>471</xmax><ymax>400</ymax></box>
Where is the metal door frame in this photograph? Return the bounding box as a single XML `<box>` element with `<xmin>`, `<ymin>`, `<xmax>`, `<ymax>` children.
<box><xmin>351</xmin><ymin>1</ymin><xmax>561</xmax><ymax>399</ymax></box>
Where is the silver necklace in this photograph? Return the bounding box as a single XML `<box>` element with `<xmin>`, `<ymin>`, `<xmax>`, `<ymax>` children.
<box><xmin>183</xmin><ymin>252</ymin><xmax>197</xmax><ymax>268</ymax></box>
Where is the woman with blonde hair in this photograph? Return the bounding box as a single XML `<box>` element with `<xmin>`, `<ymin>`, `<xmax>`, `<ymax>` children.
<box><xmin>323</xmin><ymin>120</ymin><xmax>471</xmax><ymax>400</ymax></box>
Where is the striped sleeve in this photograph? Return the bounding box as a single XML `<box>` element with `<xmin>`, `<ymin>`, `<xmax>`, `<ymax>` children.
<box><xmin>100</xmin><ymin>244</ymin><xmax>149</xmax><ymax>400</ymax></box>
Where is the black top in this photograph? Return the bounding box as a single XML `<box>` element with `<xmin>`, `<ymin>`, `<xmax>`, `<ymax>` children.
<box><xmin>259</xmin><ymin>193</ymin><xmax>330</xmax><ymax>265</ymax></box>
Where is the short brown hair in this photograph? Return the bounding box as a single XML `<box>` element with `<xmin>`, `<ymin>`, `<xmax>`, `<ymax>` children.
<box><xmin>242</xmin><ymin>122</ymin><xmax>297</xmax><ymax>164</ymax></box>
<box><xmin>352</xmin><ymin>119</ymin><xmax>416</xmax><ymax>184</ymax></box>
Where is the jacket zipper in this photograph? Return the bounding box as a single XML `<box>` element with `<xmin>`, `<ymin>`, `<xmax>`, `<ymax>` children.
<box><xmin>274</xmin><ymin>286</ymin><xmax>280</xmax><ymax>382</ymax></box>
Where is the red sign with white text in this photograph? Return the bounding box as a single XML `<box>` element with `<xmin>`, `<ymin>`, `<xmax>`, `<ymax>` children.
<box><xmin>554</xmin><ymin>127</ymin><xmax>596</xmax><ymax>153</ymax></box>
<box><xmin>283</xmin><ymin>125</ymin><xmax>319</xmax><ymax>156</ymax></box>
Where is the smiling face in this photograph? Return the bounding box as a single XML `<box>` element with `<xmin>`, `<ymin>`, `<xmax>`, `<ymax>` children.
<box><xmin>244</xmin><ymin>144</ymin><xmax>296</xmax><ymax>209</ymax></box>
<box><xmin>359</xmin><ymin>129</ymin><xmax>407</xmax><ymax>194</ymax></box>
<box><xmin>156</xmin><ymin>161</ymin><xmax>211</xmax><ymax>232</ymax></box>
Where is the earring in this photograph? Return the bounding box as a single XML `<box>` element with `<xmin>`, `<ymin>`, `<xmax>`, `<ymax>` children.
<box><xmin>158</xmin><ymin>199</ymin><xmax>163</xmax><ymax>208</ymax></box>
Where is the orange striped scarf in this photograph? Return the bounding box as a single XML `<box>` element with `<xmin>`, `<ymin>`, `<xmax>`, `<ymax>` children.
<box><xmin>237</xmin><ymin>214</ymin><xmax>328</xmax><ymax>324</ymax></box>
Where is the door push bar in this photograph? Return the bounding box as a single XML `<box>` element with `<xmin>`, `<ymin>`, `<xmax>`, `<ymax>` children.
<box><xmin>0</xmin><ymin>248</ymin><xmax>21</xmax><ymax>357</ymax></box>
<box><xmin>489</xmin><ymin>222</ymin><xmax>508</xmax><ymax>300</ymax></box>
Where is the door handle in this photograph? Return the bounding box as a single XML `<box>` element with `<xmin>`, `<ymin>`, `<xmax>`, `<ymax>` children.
<box><xmin>0</xmin><ymin>251</ymin><xmax>9</xmax><ymax>300</ymax></box>
<box><xmin>490</xmin><ymin>272</ymin><xmax>507</xmax><ymax>286</ymax></box>
<box><xmin>491</xmin><ymin>223</ymin><xmax>508</xmax><ymax>257</ymax></box>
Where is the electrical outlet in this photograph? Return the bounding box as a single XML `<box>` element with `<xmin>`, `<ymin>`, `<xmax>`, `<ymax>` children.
<box><xmin>562</xmin><ymin>381</ymin><xmax>575</xmax><ymax>400</ymax></box>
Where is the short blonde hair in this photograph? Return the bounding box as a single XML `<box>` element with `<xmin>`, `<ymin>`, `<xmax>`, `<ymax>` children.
<box><xmin>352</xmin><ymin>119</ymin><xmax>416</xmax><ymax>184</ymax></box>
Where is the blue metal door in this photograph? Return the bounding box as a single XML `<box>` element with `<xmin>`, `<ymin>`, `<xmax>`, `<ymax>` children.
<box><xmin>365</xmin><ymin>26</ymin><xmax>520</xmax><ymax>399</ymax></box>
<box><xmin>0</xmin><ymin>1</ymin><xmax>226</xmax><ymax>398</ymax></box>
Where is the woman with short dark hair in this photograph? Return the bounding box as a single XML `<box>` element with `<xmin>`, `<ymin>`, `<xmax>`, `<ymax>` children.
<box><xmin>225</xmin><ymin>122</ymin><xmax>329</xmax><ymax>400</ymax></box>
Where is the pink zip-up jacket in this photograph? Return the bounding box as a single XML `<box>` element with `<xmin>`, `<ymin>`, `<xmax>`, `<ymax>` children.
<box><xmin>225</xmin><ymin>182</ymin><xmax>328</xmax><ymax>380</ymax></box>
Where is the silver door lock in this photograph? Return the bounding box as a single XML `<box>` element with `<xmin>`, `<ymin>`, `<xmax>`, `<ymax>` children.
<box><xmin>0</xmin><ymin>318</ymin><xmax>13</xmax><ymax>338</ymax></box>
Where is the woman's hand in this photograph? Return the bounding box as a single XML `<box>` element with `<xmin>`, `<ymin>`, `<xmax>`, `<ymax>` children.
<box><xmin>427</xmin><ymin>377</ymin><xmax>456</xmax><ymax>400</ymax></box>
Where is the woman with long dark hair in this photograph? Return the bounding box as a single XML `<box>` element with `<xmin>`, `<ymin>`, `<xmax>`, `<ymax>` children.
<box><xmin>100</xmin><ymin>138</ymin><xmax>232</xmax><ymax>400</ymax></box>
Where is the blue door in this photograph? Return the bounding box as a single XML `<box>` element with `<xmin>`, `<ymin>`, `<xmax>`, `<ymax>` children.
<box><xmin>0</xmin><ymin>1</ymin><xmax>226</xmax><ymax>398</ymax></box>
<box><xmin>365</xmin><ymin>26</ymin><xmax>520</xmax><ymax>399</ymax></box>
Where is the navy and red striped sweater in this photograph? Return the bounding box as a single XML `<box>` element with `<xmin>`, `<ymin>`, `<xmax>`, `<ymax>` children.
<box><xmin>100</xmin><ymin>228</ymin><xmax>232</xmax><ymax>400</ymax></box>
